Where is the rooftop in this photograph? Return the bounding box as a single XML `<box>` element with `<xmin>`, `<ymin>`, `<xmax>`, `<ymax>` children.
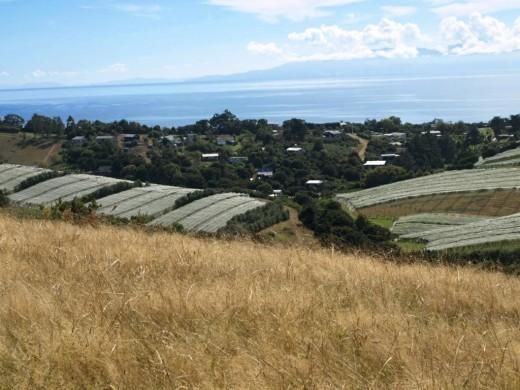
<box><xmin>364</xmin><ymin>161</ymin><xmax>387</xmax><ymax>167</ymax></box>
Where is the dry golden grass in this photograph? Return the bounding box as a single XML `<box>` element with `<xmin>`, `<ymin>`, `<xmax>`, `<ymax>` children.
<box><xmin>0</xmin><ymin>214</ymin><xmax>519</xmax><ymax>389</ymax></box>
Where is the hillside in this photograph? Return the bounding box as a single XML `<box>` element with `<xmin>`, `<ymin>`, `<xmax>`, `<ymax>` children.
<box><xmin>0</xmin><ymin>133</ymin><xmax>62</xmax><ymax>167</ymax></box>
<box><xmin>0</xmin><ymin>214</ymin><xmax>518</xmax><ymax>388</ymax></box>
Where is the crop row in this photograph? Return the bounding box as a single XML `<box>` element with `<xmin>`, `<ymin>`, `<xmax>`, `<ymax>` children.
<box><xmin>475</xmin><ymin>147</ymin><xmax>520</xmax><ymax>167</ymax></box>
<box><xmin>337</xmin><ymin>168</ymin><xmax>520</xmax><ymax>209</ymax></box>
<box><xmin>9</xmin><ymin>174</ymin><xmax>129</xmax><ymax>205</ymax></box>
<box><xmin>391</xmin><ymin>213</ymin><xmax>487</xmax><ymax>236</ymax></box>
<box><xmin>0</xmin><ymin>164</ymin><xmax>51</xmax><ymax>193</ymax></box>
<box><xmin>97</xmin><ymin>185</ymin><xmax>198</xmax><ymax>219</ymax></box>
<box><xmin>400</xmin><ymin>213</ymin><xmax>520</xmax><ymax>251</ymax></box>
<box><xmin>476</xmin><ymin>157</ymin><xmax>520</xmax><ymax>168</ymax></box>
<box><xmin>1</xmin><ymin>164</ymin><xmax>273</xmax><ymax>234</ymax></box>
<box><xmin>149</xmin><ymin>193</ymin><xmax>266</xmax><ymax>233</ymax></box>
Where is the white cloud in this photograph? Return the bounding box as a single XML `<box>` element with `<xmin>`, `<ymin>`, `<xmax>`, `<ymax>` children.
<box><xmin>0</xmin><ymin>71</ymin><xmax>9</xmax><ymax>77</ymax></box>
<box><xmin>431</xmin><ymin>0</ymin><xmax>520</xmax><ymax>17</ymax></box>
<box><xmin>207</xmin><ymin>0</ymin><xmax>363</xmax><ymax>22</ymax></box>
<box><xmin>440</xmin><ymin>13</ymin><xmax>520</xmax><ymax>55</ymax></box>
<box><xmin>247</xmin><ymin>41</ymin><xmax>283</xmax><ymax>55</ymax></box>
<box><xmin>246</xmin><ymin>13</ymin><xmax>520</xmax><ymax>63</ymax></box>
<box><xmin>381</xmin><ymin>6</ymin><xmax>417</xmax><ymax>18</ymax></box>
<box><xmin>284</xmin><ymin>19</ymin><xmax>426</xmax><ymax>61</ymax></box>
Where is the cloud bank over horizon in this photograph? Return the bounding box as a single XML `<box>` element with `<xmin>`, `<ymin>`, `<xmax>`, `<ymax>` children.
<box><xmin>248</xmin><ymin>12</ymin><xmax>520</xmax><ymax>62</ymax></box>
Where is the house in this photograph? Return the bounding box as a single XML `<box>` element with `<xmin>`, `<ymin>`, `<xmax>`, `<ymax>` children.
<box><xmin>269</xmin><ymin>189</ymin><xmax>283</xmax><ymax>198</ymax></box>
<box><xmin>122</xmin><ymin>134</ymin><xmax>139</xmax><ymax>141</ymax></box>
<box><xmin>383</xmin><ymin>132</ymin><xmax>407</xmax><ymax>141</ymax></box>
<box><xmin>286</xmin><ymin>147</ymin><xmax>303</xmax><ymax>153</ymax></box>
<box><xmin>323</xmin><ymin>130</ymin><xmax>342</xmax><ymax>141</ymax></box>
<box><xmin>95</xmin><ymin>135</ymin><xmax>115</xmax><ymax>143</ymax></box>
<box><xmin>228</xmin><ymin>156</ymin><xmax>248</xmax><ymax>164</ymax></box>
<box><xmin>380</xmin><ymin>153</ymin><xmax>400</xmax><ymax>160</ymax></box>
<box><xmin>162</xmin><ymin>135</ymin><xmax>183</xmax><ymax>146</ymax></box>
<box><xmin>421</xmin><ymin>130</ymin><xmax>442</xmax><ymax>136</ymax></box>
<box><xmin>257</xmin><ymin>169</ymin><xmax>274</xmax><ymax>178</ymax></box>
<box><xmin>201</xmin><ymin>153</ymin><xmax>220</xmax><ymax>161</ymax></box>
<box><xmin>122</xmin><ymin>134</ymin><xmax>140</xmax><ymax>147</ymax></box>
<box><xmin>71</xmin><ymin>136</ymin><xmax>86</xmax><ymax>145</ymax></box>
<box><xmin>364</xmin><ymin>160</ymin><xmax>387</xmax><ymax>167</ymax></box>
<box><xmin>216</xmin><ymin>135</ymin><xmax>236</xmax><ymax>146</ymax></box>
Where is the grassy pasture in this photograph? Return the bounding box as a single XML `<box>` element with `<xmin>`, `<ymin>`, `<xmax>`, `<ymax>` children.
<box><xmin>0</xmin><ymin>132</ymin><xmax>62</xmax><ymax>167</ymax></box>
<box><xmin>0</xmin><ymin>213</ymin><xmax>518</xmax><ymax>388</ymax></box>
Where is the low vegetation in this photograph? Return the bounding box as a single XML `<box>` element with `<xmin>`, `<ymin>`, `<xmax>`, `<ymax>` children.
<box><xmin>0</xmin><ymin>214</ymin><xmax>518</xmax><ymax>388</ymax></box>
<box><xmin>298</xmin><ymin>198</ymin><xmax>395</xmax><ymax>250</ymax></box>
<box><xmin>221</xmin><ymin>201</ymin><xmax>290</xmax><ymax>234</ymax></box>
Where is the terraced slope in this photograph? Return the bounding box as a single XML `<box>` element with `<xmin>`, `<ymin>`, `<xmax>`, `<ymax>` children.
<box><xmin>9</xmin><ymin>174</ymin><xmax>129</xmax><ymax>206</ymax></box>
<box><xmin>392</xmin><ymin>213</ymin><xmax>488</xmax><ymax>236</ymax></box>
<box><xmin>0</xmin><ymin>164</ymin><xmax>51</xmax><ymax>193</ymax></box>
<box><xmin>149</xmin><ymin>193</ymin><xmax>267</xmax><ymax>233</ymax></box>
<box><xmin>337</xmin><ymin>168</ymin><xmax>520</xmax><ymax>210</ymax></box>
<box><xmin>475</xmin><ymin>147</ymin><xmax>520</xmax><ymax>168</ymax></box>
<box><xmin>96</xmin><ymin>185</ymin><xmax>199</xmax><ymax>219</ymax></box>
<box><xmin>401</xmin><ymin>213</ymin><xmax>520</xmax><ymax>251</ymax></box>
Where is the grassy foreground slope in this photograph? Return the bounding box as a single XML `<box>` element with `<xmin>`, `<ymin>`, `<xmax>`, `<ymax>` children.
<box><xmin>0</xmin><ymin>215</ymin><xmax>519</xmax><ymax>389</ymax></box>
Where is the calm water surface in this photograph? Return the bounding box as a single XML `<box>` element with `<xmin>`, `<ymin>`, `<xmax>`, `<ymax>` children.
<box><xmin>0</xmin><ymin>73</ymin><xmax>519</xmax><ymax>126</ymax></box>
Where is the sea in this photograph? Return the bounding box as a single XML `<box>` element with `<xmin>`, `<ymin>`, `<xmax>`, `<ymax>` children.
<box><xmin>1</xmin><ymin>73</ymin><xmax>519</xmax><ymax>126</ymax></box>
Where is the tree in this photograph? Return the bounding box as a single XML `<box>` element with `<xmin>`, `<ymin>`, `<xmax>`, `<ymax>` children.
<box><xmin>364</xmin><ymin>166</ymin><xmax>410</xmax><ymax>188</ymax></box>
<box><xmin>489</xmin><ymin>116</ymin><xmax>506</xmax><ymax>134</ymax></box>
<box><xmin>2</xmin><ymin>114</ymin><xmax>25</xmax><ymax>128</ymax></box>
<box><xmin>438</xmin><ymin>135</ymin><xmax>458</xmax><ymax>164</ymax></box>
<box><xmin>464</xmin><ymin>127</ymin><xmax>483</xmax><ymax>146</ymax></box>
<box><xmin>510</xmin><ymin>114</ymin><xmax>520</xmax><ymax>134</ymax></box>
<box><xmin>283</xmin><ymin>119</ymin><xmax>307</xmax><ymax>142</ymax></box>
<box><xmin>209</xmin><ymin>110</ymin><xmax>239</xmax><ymax>133</ymax></box>
<box><xmin>65</xmin><ymin>115</ymin><xmax>76</xmax><ymax>138</ymax></box>
<box><xmin>53</xmin><ymin>117</ymin><xmax>65</xmax><ymax>138</ymax></box>
<box><xmin>25</xmin><ymin>114</ymin><xmax>53</xmax><ymax>136</ymax></box>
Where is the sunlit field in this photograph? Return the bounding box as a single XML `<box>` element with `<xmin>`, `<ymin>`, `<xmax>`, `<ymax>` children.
<box><xmin>0</xmin><ymin>215</ymin><xmax>518</xmax><ymax>388</ymax></box>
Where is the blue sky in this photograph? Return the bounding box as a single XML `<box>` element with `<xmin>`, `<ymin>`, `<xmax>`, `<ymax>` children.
<box><xmin>1</xmin><ymin>0</ymin><xmax>519</xmax><ymax>86</ymax></box>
